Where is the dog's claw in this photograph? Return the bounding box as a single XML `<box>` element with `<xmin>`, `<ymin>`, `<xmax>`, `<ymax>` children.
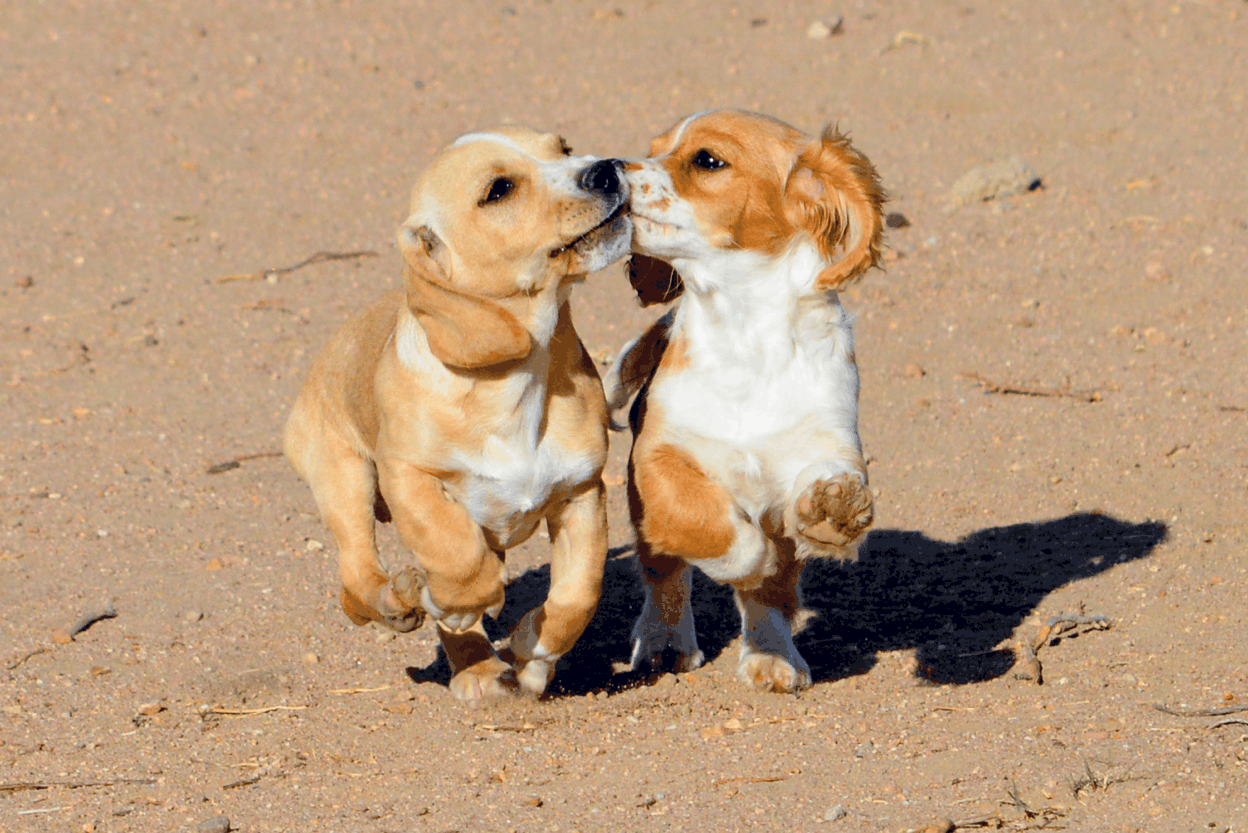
<box><xmin>795</xmin><ymin>473</ymin><xmax>874</xmax><ymax>548</ymax></box>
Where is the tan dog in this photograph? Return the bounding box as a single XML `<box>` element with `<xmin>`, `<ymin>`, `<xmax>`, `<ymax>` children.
<box><xmin>605</xmin><ymin>110</ymin><xmax>884</xmax><ymax>692</ymax></box>
<box><xmin>284</xmin><ymin>128</ymin><xmax>631</xmax><ymax>700</ymax></box>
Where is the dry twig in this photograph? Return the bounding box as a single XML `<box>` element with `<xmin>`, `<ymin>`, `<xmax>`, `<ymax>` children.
<box><xmin>206</xmin><ymin>450</ymin><xmax>283</xmax><ymax>475</ymax></box>
<box><xmin>1</xmin><ymin>777</ymin><xmax>156</xmax><ymax>793</ymax></box>
<box><xmin>960</xmin><ymin>371</ymin><xmax>1102</xmax><ymax>403</ymax></box>
<box><xmin>222</xmin><ymin>774</ymin><xmax>263</xmax><ymax>789</ymax></box>
<box><xmin>1015</xmin><ymin>611</ymin><xmax>1110</xmax><ymax>684</ymax></box>
<box><xmin>216</xmin><ymin>250</ymin><xmax>378</xmax><ymax>283</ymax></box>
<box><xmin>207</xmin><ymin>705</ymin><xmax>308</xmax><ymax>717</ymax></box>
<box><xmin>1152</xmin><ymin>702</ymin><xmax>1248</xmax><ymax>718</ymax></box>
<box><xmin>1209</xmin><ymin>718</ymin><xmax>1248</xmax><ymax>730</ymax></box>
<box><xmin>328</xmin><ymin>684</ymin><xmax>392</xmax><ymax>695</ymax></box>
<box><xmin>51</xmin><ymin>602</ymin><xmax>117</xmax><ymax>644</ymax></box>
<box><xmin>6</xmin><ymin>647</ymin><xmax>49</xmax><ymax>670</ymax></box>
<box><xmin>713</xmin><ymin>774</ymin><xmax>792</xmax><ymax>787</ymax></box>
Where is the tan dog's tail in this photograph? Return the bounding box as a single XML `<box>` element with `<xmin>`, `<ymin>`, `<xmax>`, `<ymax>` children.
<box><xmin>603</xmin><ymin>309</ymin><xmax>675</xmax><ymax>431</ymax></box>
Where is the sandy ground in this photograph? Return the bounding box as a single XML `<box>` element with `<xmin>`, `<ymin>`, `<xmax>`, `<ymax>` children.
<box><xmin>3</xmin><ymin>1</ymin><xmax>1247</xmax><ymax>831</ymax></box>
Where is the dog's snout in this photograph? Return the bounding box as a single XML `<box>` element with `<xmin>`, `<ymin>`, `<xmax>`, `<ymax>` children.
<box><xmin>578</xmin><ymin>159</ymin><xmax>622</xmax><ymax>197</ymax></box>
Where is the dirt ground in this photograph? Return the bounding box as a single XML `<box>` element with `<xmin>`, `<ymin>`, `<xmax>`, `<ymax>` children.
<box><xmin>3</xmin><ymin>1</ymin><xmax>1247</xmax><ymax>831</ymax></box>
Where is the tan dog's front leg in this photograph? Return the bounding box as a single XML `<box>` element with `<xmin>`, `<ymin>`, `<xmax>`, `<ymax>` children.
<box><xmin>290</xmin><ymin>428</ymin><xmax>425</xmax><ymax>633</ymax></box>
<box><xmin>509</xmin><ymin>481</ymin><xmax>607</xmax><ymax>695</ymax></box>
<box><xmin>376</xmin><ymin>457</ymin><xmax>511</xmax><ymax>700</ymax></box>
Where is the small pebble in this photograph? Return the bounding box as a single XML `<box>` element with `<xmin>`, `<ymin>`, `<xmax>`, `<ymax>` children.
<box><xmin>138</xmin><ymin>702</ymin><xmax>164</xmax><ymax>716</ymax></box>
<box><xmin>196</xmin><ymin>816</ymin><xmax>231</xmax><ymax>833</ymax></box>
<box><xmin>806</xmin><ymin>16</ymin><xmax>844</xmax><ymax>39</ymax></box>
<box><xmin>653</xmin><ymin>673</ymin><xmax>678</xmax><ymax>689</ymax></box>
<box><xmin>1145</xmin><ymin>259</ymin><xmax>1171</xmax><ymax>282</ymax></box>
<box><xmin>824</xmin><ymin>804</ymin><xmax>848</xmax><ymax>821</ymax></box>
<box><xmin>305</xmin><ymin>539</ymin><xmax>325</xmax><ymax>552</ymax></box>
<box><xmin>303</xmin><ymin>652</ymin><xmax>320</xmax><ymax>665</ymax></box>
<box><xmin>185</xmin><ymin>609</ymin><xmax>204</xmax><ymax>622</ymax></box>
<box><xmin>885</xmin><ymin>211</ymin><xmax>910</xmax><ymax>228</ymax></box>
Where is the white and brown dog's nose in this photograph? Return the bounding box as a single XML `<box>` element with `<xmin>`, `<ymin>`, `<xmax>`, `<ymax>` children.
<box><xmin>578</xmin><ymin>158</ymin><xmax>624</xmax><ymax>197</ymax></box>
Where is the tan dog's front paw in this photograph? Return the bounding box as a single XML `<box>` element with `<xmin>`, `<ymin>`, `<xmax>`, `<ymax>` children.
<box><xmin>737</xmin><ymin>652</ymin><xmax>811</xmax><ymax>693</ymax></box>
<box><xmin>339</xmin><ymin>566</ymin><xmax>427</xmax><ymax>633</ymax></box>
<box><xmin>795</xmin><ymin>473</ymin><xmax>873</xmax><ymax>548</ymax></box>
<box><xmin>448</xmin><ymin>657</ymin><xmax>519</xmax><ymax>701</ymax></box>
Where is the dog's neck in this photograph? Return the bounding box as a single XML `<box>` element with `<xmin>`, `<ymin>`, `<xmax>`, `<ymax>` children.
<box><xmin>670</xmin><ymin>243</ymin><xmax>847</xmax><ymax>366</ymax></box>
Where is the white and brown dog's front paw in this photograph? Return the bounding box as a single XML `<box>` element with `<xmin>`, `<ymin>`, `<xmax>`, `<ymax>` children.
<box><xmin>794</xmin><ymin>473</ymin><xmax>874</xmax><ymax>550</ymax></box>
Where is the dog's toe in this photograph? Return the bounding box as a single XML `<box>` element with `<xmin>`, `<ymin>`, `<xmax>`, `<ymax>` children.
<box><xmin>379</xmin><ymin>567</ymin><xmax>427</xmax><ymax>632</ymax></box>
<box><xmin>449</xmin><ymin>657</ymin><xmax>519</xmax><ymax>701</ymax></box>
<box><xmin>737</xmin><ymin>653</ymin><xmax>810</xmax><ymax>693</ymax></box>
<box><xmin>795</xmin><ymin>473</ymin><xmax>874</xmax><ymax>547</ymax></box>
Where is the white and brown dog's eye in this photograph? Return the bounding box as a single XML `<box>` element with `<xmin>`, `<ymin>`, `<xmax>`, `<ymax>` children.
<box><xmin>691</xmin><ymin>149</ymin><xmax>728</xmax><ymax>171</ymax></box>
<box><xmin>479</xmin><ymin>177</ymin><xmax>515</xmax><ymax>206</ymax></box>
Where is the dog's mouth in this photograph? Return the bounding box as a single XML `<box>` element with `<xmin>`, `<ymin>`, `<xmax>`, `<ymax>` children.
<box><xmin>549</xmin><ymin>201</ymin><xmax>630</xmax><ymax>259</ymax></box>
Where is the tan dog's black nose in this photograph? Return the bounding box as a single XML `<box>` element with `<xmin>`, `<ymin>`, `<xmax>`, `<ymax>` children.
<box><xmin>578</xmin><ymin>159</ymin><xmax>622</xmax><ymax>196</ymax></box>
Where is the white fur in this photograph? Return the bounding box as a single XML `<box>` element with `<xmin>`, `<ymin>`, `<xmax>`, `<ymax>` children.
<box><xmin>620</xmin><ymin>144</ymin><xmax>871</xmax><ymax>687</ymax></box>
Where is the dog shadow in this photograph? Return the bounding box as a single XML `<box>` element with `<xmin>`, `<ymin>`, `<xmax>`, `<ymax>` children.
<box><xmin>406</xmin><ymin>512</ymin><xmax>1166</xmax><ymax>696</ymax></box>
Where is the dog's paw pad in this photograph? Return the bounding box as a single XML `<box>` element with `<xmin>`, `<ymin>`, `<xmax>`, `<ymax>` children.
<box><xmin>737</xmin><ymin>653</ymin><xmax>810</xmax><ymax>693</ymax></box>
<box><xmin>449</xmin><ymin>657</ymin><xmax>519</xmax><ymax>701</ymax></box>
<box><xmin>795</xmin><ymin>474</ymin><xmax>874</xmax><ymax>547</ymax></box>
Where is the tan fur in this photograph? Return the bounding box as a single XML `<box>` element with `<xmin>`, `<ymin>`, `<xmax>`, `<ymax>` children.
<box><xmin>285</xmin><ymin>128</ymin><xmax>629</xmax><ymax>700</ymax></box>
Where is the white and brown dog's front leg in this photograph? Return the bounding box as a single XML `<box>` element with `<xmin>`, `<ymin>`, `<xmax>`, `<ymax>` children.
<box><xmin>375</xmin><ymin>457</ymin><xmax>513</xmax><ymax>701</ymax></box>
<box><xmin>785</xmin><ymin>445</ymin><xmax>874</xmax><ymax>561</ymax></box>
<box><xmin>508</xmin><ymin>480</ymin><xmax>608</xmax><ymax>695</ymax></box>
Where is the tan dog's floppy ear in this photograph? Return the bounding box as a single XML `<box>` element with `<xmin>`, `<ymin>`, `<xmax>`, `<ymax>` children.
<box><xmin>398</xmin><ymin>224</ymin><xmax>534</xmax><ymax>369</ymax></box>
<box><xmin>785</xmin><ymin>126</ymin><xmax>886</xmax><ymax>291</ymax></box>
<box><xmin>628</xmin><ymin>254</ymin><xmax>684</xmax><ymax>307</ymax></box>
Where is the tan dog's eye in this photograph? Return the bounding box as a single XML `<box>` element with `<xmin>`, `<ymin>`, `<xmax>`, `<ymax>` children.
<box><xmin>691</xmin><ymin>149</ymin><xmax>728</xmax><ymax>171</ymax></box>
<box><xmin>558</xmin><ymin>137</ymin><xmax>573</xmax><ymax>156</ymax></box>
<box><xmin>479</xmin><ymin>177</ymin><xmax>515</xmax><ymax>206</ymax></box>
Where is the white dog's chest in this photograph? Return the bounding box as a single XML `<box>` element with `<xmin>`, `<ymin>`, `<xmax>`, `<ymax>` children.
<box><xmin>454</xmin><ymin>431</ymin><xmax>597</xmax><ymax>549</ymax></box>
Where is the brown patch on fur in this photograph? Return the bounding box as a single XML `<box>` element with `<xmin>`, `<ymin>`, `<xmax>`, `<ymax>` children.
<box><xmin>632</xmin><ymin>441</ymin><xmax>737</xmax><ymax>562</ymax></box>
<box><xmin>785</xmin><ymin>126</ymin><xmax>886</xmax><ymax>290</ymax></box>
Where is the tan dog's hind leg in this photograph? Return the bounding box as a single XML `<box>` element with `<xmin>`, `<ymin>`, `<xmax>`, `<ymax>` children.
<box><xmin>734</xmin><ymin>541</ymin><xmax>810</xmax><ymax>693</ymax></box>
<box><xmin>376</xmin><ymin>457</ymin><xmax>511</xmax><ymax>700</ymax></box>
<box><xmin>287</xmin><ymin>421</ymin><xmax>424</xmax><ymax>632</ymax></box>
<box><xmin>510</xmin><ymin>482</ymin><xmax>608</xmax><ymax>695</ymax></box>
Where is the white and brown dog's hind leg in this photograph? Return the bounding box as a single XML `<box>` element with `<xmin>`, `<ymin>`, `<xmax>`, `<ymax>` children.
<box><xmin>283</xmin><ymin>413</ymin><xmax>425</xmax><ymax>632</ymax></box>
<box><xmin>626</xmin><ymin>443</ymin><xmax>749</xmax><ymax>673</ymax></box>
<box><xmin>509</xmin><ymin>480</ymin><xmax>609</xmax><ymax>695</ymax></box>
<box><xmin>629</xmin><ymin>547</ymin><xmax>704</xmax><ymax>673</ymax></box>
<box><xmin>374</xmin><ymin>457</ymin><xmax>514</xmax><ymax>701</ymax></box>
<box><xmin>734</xmin><ymin>539</ymin><xmax>810</xmax><ymax>692</ymax></box>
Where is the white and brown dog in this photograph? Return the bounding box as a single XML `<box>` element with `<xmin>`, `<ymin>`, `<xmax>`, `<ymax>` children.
<box><xmin>605</xmin><ymin>109</ymin><xmax>885</xmax><ymax>692</ymax></box>
<box><xmin>284</xmin><ymin>128</ymin><xmax>630</xmax><ymax>700</ymax></box>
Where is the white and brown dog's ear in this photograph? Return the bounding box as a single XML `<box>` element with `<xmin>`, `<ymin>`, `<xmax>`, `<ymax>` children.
<box><xmin>628</xmin><ymin>254</ymin><xmax>684</xmax><ymax>307</ymax></box>
<box><xmin>785</xmin><ymin>126</ymin><xmax>886</xmax><ymax>291</ymax></box>
<box><xmin>398</xmin><ymin>224</ymin><xmax>534</xmax><ymax>369</ymax></box>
